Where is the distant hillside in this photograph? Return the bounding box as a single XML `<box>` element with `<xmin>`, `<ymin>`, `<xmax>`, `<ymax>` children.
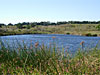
<box><xmin>0</xmin><ymin>23</ymin><xmax>100</xmax><ymax>36</ymax></box>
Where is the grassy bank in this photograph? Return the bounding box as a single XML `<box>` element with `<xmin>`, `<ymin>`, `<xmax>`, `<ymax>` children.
<box><xmin>0</xmin><ymin>24</ymin><xmax>100</xmax><ymax>36</ymax></box>
<box><xmin>0</xmin><ymin>40</ymin><xmax>100</xmax><ymax>74</ymax></box>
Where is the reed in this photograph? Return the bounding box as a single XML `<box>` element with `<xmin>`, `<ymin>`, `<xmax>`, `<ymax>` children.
<box><xmin>0</xmin><ymin>40</ymin><xmax>100</xmax><ymax>74</ymax></box>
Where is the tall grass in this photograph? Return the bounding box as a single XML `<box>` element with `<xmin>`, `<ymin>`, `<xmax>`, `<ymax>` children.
<box><xmin>0</xmin><ymin>40</ymin><xmax>100</xmax><ymax>74</ymax></box>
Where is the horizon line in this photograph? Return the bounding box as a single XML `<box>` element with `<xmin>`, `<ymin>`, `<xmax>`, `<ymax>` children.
<box><xmin>0</xmin><ymin>20</ymin><xmax>100</xmax><ymax>25</ymax></box>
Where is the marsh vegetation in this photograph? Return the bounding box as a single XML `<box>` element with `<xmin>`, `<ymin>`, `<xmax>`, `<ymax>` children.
<box><xmin>0</xmin><ymin>39</ymin><xmax>100</xmax><ymax>74</ymax></box>
<box><xmin>0</xmin><ymin>21</ymin><xmax>100</xmax><ymax>36</ymax></box>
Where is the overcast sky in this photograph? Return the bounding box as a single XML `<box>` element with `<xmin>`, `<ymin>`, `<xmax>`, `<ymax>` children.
<box><xmin>0</xmin><ymin>0</ymin><xmax>100</xmax><ymax>24</ymax></box>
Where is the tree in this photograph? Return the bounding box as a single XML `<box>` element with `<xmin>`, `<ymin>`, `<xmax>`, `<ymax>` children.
<box><xmin>8</xmin><ymin>23</ymin><xmax>13</xmax><ymax>26</ymax></box>
<box><xmin>16</xmin><ymin>23</ymin><xmax>23</xmax><ymax>29</ymax></box>
<box><xmin>96</xmin><ymin>24</ymin><xmax>100</xmax><ymax>30</ymax></box>
<box><xmin>0</xmin><ymin>25</ymin><xmax>2</xmax><ymax>28</ymax></box>
<box><xmin>31</xmin><ymin>23</ymin><xmax>36</xmax><ymax>27</ymax></box>
<box><xmin>27</xmin><ymin>25</ymin><xmax>31</xmax><ymax>29</ymax></box>
<box><xmin>0</xmin><ymin>23</ymin><xmax>5</xmax><ymax>28</ymax></box>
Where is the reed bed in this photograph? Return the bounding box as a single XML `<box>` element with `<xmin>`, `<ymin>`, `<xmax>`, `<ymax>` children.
<box><xmin>0</xmin><ymin>40</ymin><xmax>100</xmax><ymax>75</ymax></box>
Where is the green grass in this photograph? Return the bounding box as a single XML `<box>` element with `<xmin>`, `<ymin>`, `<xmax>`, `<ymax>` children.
<box><xmin>0</xmin><ymin>40</ymin><xmax>100</xmax><ymax>74</ymax></box>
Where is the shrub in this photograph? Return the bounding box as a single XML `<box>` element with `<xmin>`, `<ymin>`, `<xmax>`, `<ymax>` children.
<box><xmin>66</xmin><ymin>32</ymin><xmax>70</xmax><ymax>35</ymax></box>
<box><xmin>85</xmin><ymin>33</ymin><xmax>97</xmax><ymax>37</ymax></box>
<box><xmin>96</xmin><ymin>24</ymin><xmax>100</xmax><ymax>30</ymax></box>
<box><xmin>85</xmin><ymin>33</ymin><xmax>92</xmax><ymax>36</ymax></box>
<box><xmin>92</xmin><ymin>34</ymin><xmax>97</xmax><ymax>36</ymax></box>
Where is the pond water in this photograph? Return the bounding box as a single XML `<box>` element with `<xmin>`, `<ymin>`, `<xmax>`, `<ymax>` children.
<box><xmin>0</xmin><ymin>34</ymin><xmax>100</xmax><ymax>53</ymax></box>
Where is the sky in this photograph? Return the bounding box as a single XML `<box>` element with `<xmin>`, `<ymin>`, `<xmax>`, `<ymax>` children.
<box><xmin>0</xmin><ymin>0</ymin><xmax>100</xmax><ymax>24</ymax></box>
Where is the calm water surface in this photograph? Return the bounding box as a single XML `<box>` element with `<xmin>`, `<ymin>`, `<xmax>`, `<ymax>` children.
<box><xmin>0</xmin><ymin>34</ymin><xmax>100</xmax><ymax>53</ymax></box>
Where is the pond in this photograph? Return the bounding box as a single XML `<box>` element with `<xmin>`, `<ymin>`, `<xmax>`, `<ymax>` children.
<box><xmin>0</xmin><ymin>34</ymin><xmax>100</xmax><ymax>53</ymax></box>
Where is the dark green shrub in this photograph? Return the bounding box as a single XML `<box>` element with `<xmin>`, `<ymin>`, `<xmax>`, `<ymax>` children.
<box><xmin>27</xmin><ymin>25</ymin><xmax>31</xmax><ymax>29</ymax></box>
<box><xmin>66</xmin><ymin>32</ymin><xmax>70</xmax><ymax>35</ymax></box>
<box><xmin>85</xmin><ymin>33</ymin><xmax>92</xmax><ymax>36</ymax></box>
<box><xmin>92</xmin><ymin>34</ymin><xmax>97</xmax><ymax>36</ymax></box>
<box><xmin>96</xmin><ymin>24</ymin><xmax>100</xmax><ymax>30</ymax></box>
<box><xmin>85</xmin><ymin>33</ymin><xmax>97</xmax><ymax>37</ymax></box>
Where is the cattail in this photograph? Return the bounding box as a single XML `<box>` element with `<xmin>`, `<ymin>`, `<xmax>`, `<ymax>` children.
<box><xmin>30</xmin><ymin>45</ymin><xmax>33</xmax><ymax>49</ymax></box>
<box><xmin>52</xmin><ymin>36</ymin><xmax>56</xmax><ymax>39</ymax></box>
<box><xmin>7</xmin><ymin>69</ymin><xmax>10</xmax><ymax>73</ymax></box>
<box><xmin>35</xmin><ymin>42</ymin><xmax>39</xmax><ymax>48</ymax></box>
<box><xmin>16</xmin><ymin>66</ymin><xmax>18</xmax><ymax>69</ymax></box>
<box><xmin>30</xmin><ymin>71</ymin><xmax>33</xmax><ymax>73</ymax></box>
<box><xmin>80</xmin><ymin>41</ymin><xmax>84</xmax><ymax>50</ymax></box>
<box><xmin>80</xmin><ymin>41</ymin><xmax>84</xmax><ymax>45</ymax></box>
<box><xmin>7</xmin><ymin>50</ymin><xmax>9</xmax><ymax>53</ymax></box>
<box><xmin>98</xmin><ymin>66</ymin><xmax>100</xmax><ymax>70</ymax></box>
<box><xmin>66</xmin><ymin>68</ymin><xmax>69</xmax><ymax>72</ymax></box>
<box><xmin>59</xmin><ymin>73</ymin><xmax>61</xmax><ymax>75</ymax></box>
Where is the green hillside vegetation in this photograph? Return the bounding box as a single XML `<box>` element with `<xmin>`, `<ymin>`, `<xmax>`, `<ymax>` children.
<box><xmin>0</xmin><ymin>21</ymin><xmax>100</xmax><ymax>36</ymax></box>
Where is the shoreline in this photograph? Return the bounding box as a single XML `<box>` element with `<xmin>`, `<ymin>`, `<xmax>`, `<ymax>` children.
<box><xmin>0</xmin><ymin>32</ymin><xmax>99</xmax><ymax>37</ymax></box>
<box><xmin>0</xmin><ymin>24</ymin><xmax>100</xmax><ymax>37</ymax></box>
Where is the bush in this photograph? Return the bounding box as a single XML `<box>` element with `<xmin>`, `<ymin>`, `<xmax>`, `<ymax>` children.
<box><xmin>66</xmin><ymin>32</ymin><xmax>70</xmax><ymax>35</ymax></box>
<box><xmin>85</xmin><ymin>33</ymin><xmax>97</xmax><ymax>37</ymax></box>
<box><xmin>96</xmin><ymin>24</ymin><xmax>100</xmax><ymax>30</ymax></box>
<box><xmin>85</xmin><ymin>33</ymin><xmax>92</xmax><ymax>36</ymax></box>
<box><xmin>92</xmin><ymin>34</ymin><xmax>97</xmax><ymax>36</ymax></box>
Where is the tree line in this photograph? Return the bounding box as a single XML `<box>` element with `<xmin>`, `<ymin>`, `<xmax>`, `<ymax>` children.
<box><xmin>0</xmin><ymin>21</ymin><xmax>100</xmax><ymax>28</ymax></box>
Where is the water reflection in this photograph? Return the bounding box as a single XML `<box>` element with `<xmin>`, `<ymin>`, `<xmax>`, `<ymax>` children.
<box><xmin>0</xmin><ymin>34</ymin><xmax>100</xmax><ymax>53</ymax></box>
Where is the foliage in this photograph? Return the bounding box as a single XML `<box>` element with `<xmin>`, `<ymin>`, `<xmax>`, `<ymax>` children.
<box><xmin>8</xmin><ymin>23</ymin><xmax>13</xmax><ymax>26</ymax></box>
<box><xmin>26</xmin><ymin>25</ymin><xmax>31</xmax><ymax>29</ymax></box>
<box><xmin>1</xmin><ymin>21</ymin><xmax>100</xmax><ymax>27</ymax></box>
<box><xmin>0</xmin><ymin>40</ymin><xmax>100</xmax><ymax>74</ymax></box>
<box><xmin>0</xmin><ymin>24</ymin><xmax>5</xmax><ymax>28</ymax></box>
<box><xmin>96</xmin><ymin>24</ymin><xmax>100</xmax><ymax>30</ymax></box>
<box><xmin>66</xmin><ymin>32</ymin><xmax>70</xmax><ymax>35</ymax></box>
<box><xmin>0</xmin><ymin>23</ymin><xmax>100</xmax><ymax>36</ymax></box>
<box><xmin>16</xmin><ymin>23</ymin><xmax>23</xmax><ymax>29</ymax></box>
